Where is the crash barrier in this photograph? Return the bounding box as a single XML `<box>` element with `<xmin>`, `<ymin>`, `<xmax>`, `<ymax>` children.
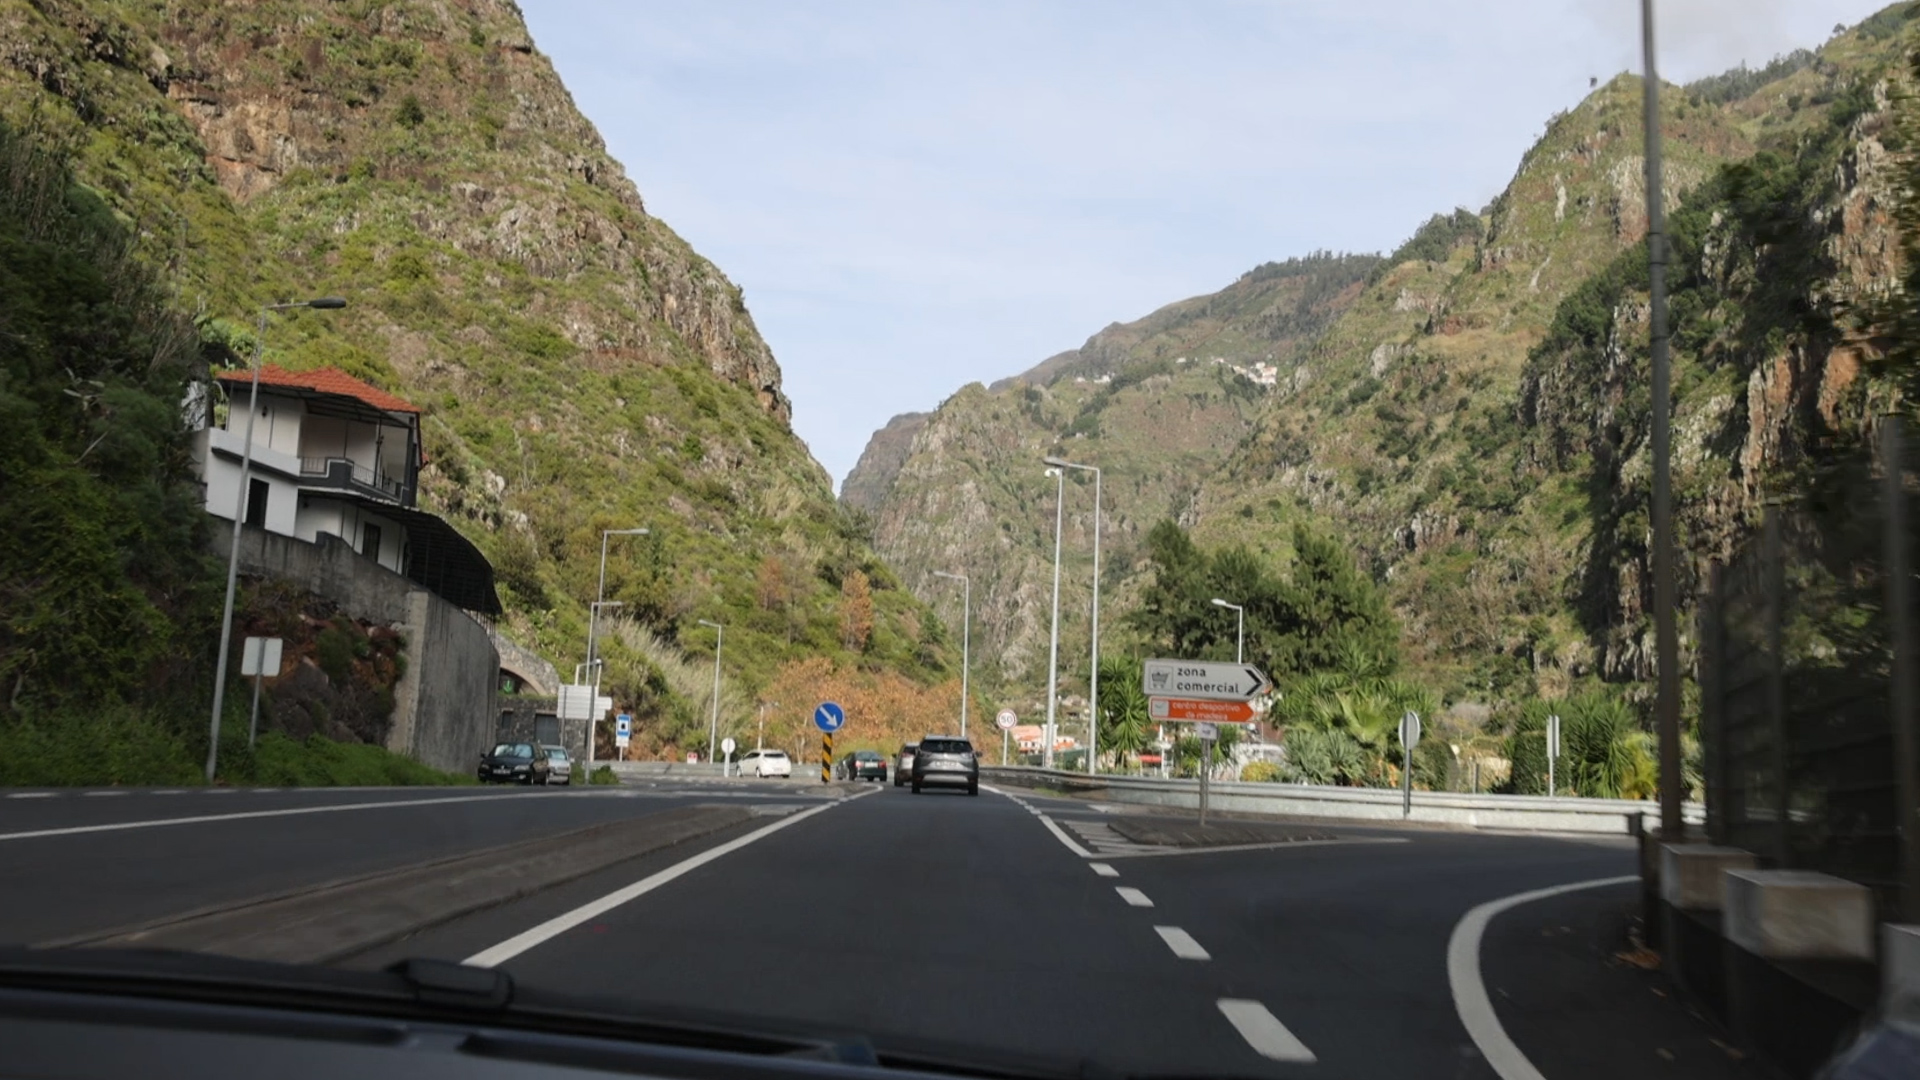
<box><xmin>981</xmin><ymin>766</ymin><xmax>1705</xmax><ymax>835</ymax></box>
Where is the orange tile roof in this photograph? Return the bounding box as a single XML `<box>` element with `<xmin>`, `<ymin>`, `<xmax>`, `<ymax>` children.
<box><xmin>215</xmin><ymin>364</ymin><xmax>419</xmax><ymax>415</ymax></box>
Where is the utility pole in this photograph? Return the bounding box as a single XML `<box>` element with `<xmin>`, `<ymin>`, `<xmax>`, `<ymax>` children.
<box><xmin>698</xmin><ymin>620</ymin><xmax>724</xmax><ymax>766</ymax></box>
<box><xmin>1643</xmin><ymin>0</ymin><xmax>1684</xmax><ymax>838</ymax></box>
<box><xmin>1043</xmin><ymin>467</ymin><xmax>1065</xmax><ymax>769</ymax></box>
<box><xmin>1047</xmin><ymin>458</ymin><xmax>1102</xmax><ymax>775</ymax></box>
<box><xmin>934</xmin><ymin>571</ymin><xmax>970</xmax><ymax>737</ymax></box>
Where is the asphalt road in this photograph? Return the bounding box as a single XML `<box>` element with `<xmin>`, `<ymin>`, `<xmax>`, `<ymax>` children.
<box><xmin>1</xmin><ymin>777</ymin><xmax>1760</xmax><ymax>1079</ymax></box>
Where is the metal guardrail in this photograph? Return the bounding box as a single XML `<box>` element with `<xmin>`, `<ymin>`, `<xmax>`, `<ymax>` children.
<box><xmin>982</xmin><ymin>766</ymin><xmax>1704</xmax><ymax>835</ymax></box>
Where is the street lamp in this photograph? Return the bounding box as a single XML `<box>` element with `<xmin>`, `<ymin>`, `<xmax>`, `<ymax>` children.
<box><xmin>757</xmin><ymin>700</ymin><xmax>780</xmax><ymax>751</ymax></box>
<box><xmin>933</xmin><ymin>571</ymin><xmax>970</xmax><ymax>737</ymax></box>
<box><xmin>586</xmin><ymin>528</ymin><xmax>648</xmax><ymax>770</ymax></box>
<box><xmin>206</xmin><ymin>297</ymin><xmax>346</xmax><ymax>783</ymax></box>
<box><xmin>698</xmin><ymin>619</ymin><xmax>724</xmax><ymax>766</ymax></box>
<box><xmin>1046</xmin><ymin>457</ymin><xmax>1101</xmax><ymax>777</ymax></box>
<box><xmin>1042</xmin><ymin>467</ymin><xmax>1065</xmax><ymax>769</ymax></box>
<box><xmin>1210</xmin><ymin>598</ymin><xmax>1245</xmax><ymax>663</ymax></box>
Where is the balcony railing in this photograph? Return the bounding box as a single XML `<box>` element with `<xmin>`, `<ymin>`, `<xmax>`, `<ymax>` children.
<box><xmin>298</xmin><ymin>456</ymin><xmax>409</xmax><ymax>504</ymax></box>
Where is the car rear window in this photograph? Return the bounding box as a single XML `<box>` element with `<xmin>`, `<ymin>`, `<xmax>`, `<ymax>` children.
<box><xmin>901</xmin><ymin>744</ymin><xmax>917</xmax><ymax>753</ymax></box>
<box><xmin>854</xmin><ymin>750</ymin><xmax>882</xmax><ymax>760</ymax></box>
<box><xmin>919</xmin><ymin>739</ymin><xmax>972</xmax><ymax>755</ymax></box>
<box><xmin>765</xmin><ymin>751</ymin><xmax>788</xmax><ymax>760</ymax></box>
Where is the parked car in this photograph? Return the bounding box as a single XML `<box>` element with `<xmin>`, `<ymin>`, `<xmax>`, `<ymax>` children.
<box><xmin>740</xmin><ymin>748</ymin><xmax>792</xmax><ymax>778</ymax></box>
<box><xmin>893</xmin><ymin>743</ymin><xmax>917</xmax><ymax>787</ymax></box>
<box><xmin>838</xmin><ymin>750</ymin><xmax>887</xmax><ymax>782</ymax></box>
<box><xmin>540</xmin><ymin>745</ymin><xmax>572</xmax><ymax>786</ymax></box>
<box><xmin>911</xmin><ymin>735</ymin><xmax>978</xmax><ymax>795</ymax></box>
<box><xmin>478</xmin><ymin>742</ymin><xmax>551</xmax><ymax>785</ymax></box>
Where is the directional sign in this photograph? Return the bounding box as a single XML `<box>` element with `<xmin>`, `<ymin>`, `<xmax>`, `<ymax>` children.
<box><xmin>995</xmin><ymin>709</ymin><xmax>1018</xmax><ymax>731</ymax></box>
<box><xmin>241</xmin><ymin>637</ymin><xmax>283</xmax><ymax>678</ymax></box>
<box><xmin>1149</xmin><ymin>697</ymin><xmax>1256</xmax><ymax>723</ymax></box>
<box><xmin>1546</xmin><ymin>714</ymin><xmax>1562</xmax><ymax>759</ymax></box>
<box><xmin>558</xmin><ymin>684</ymin><xmax>596</xmax><ymax>721</ymax></box>
<box><xmin>813</xmin><ymin>701</ymin><xmax>846</xmax><ymax>733</ymax></box>
<box><xmin>1399</xmin><ymin>710</ymin><xmax>1422</xmax><ymax>749</ymax></box>
<box><xmin>1142</xmin><ymin>659</ymin><xmax>1271</xmax><ymax>702</ymax></box>
<box><xmin>1194</xmin><ymin>722</ymin><xmax>1219</xmax><ymax>741</ymax></box>
<box><xmin>721</xmin><ymin>737</ymin><xmax>736</xmax><ymax>756</ymax></box>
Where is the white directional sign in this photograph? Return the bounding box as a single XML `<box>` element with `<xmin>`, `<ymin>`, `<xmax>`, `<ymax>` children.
<box><xmin>1194</xmin><ymin>721</ymin><xmax>1219</xmax><ymax>741</ymax></box>
<box><xmin>995</xmin><ymin>709</ymin><xmax>1018</xmax><ymax>731</ymax></box>
<box><xmin>721</xmin><ymin>736</ymin><xmax>736</xmax><ymax>756</ymax></box>
<box><xmin>1142</xmin><ymin>659</ymin><xmax>1272</xmax><ymax>701</ymax></box>
<box><xmin>558</xmin><ymin>684</ymin><xmax>596</xmax><ymax>721</ymax></box>
<box><xmin>241</xmin><ymin>637</ymin><xmax>283</xmax><ymax>678</ymax></box>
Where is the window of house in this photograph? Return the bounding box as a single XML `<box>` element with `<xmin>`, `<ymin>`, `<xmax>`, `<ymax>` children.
<box><xmin>361</xmin><ymin>522</ymin><xmax>383</xmax><ymax>561</ymax></box>
<box><xmin>244</xmin><ymin>479</ymin><xmax>269</xmax><ymax>528</ymax></box>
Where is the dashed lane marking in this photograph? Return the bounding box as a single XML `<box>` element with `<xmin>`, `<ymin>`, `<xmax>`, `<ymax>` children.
<box><xmin>1090</xmin><ymin>862</ymin><xmax>1120</xmax><ymax>877</ymax></box>
<box><xmin>82</xmin><ymin>791</ymin><xmax>127</xmax><ymax>798</ymax></box>
<box><xmin>1115</xmin><ymin>886</ymin><xmax>1154</xmax><ymax>908</ymax></box>
<box><xmin>6</xmin><ymin>792</ymin><xmax>55</xmax><ymax>799</ymax></box>
<box><xmin>1154</xmin><ymin>926</ymin><xmax>1210</xmax><ymax>960</ymax></box>
<box><xmin>1218</xmin><ymin>999</ymin><xmax>1317</xmax><ymax>1064</ymax></box>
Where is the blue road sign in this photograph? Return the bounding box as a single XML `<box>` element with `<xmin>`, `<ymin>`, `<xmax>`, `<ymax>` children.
<box><xmin>616</xmin><ymin>713</ymin><xmax>632</xmax><ymax>736</ymax></box>
<box><xmin>813</xmin><ymin>702</ymin><xmax>846</xmax><ymax>733</ymax></box>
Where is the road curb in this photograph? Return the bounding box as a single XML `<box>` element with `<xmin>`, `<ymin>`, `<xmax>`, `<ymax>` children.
<box><xmin>51</xmin><ymin>804</ymin><xmax>757</xmax><ymax>965</ymax></box>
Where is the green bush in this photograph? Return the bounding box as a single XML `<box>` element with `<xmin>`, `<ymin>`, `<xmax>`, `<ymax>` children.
<box><xmin>222</xmin><ymin>732</ymin><xmax>470</xmax><ymax>786</ymax></box>
<box><xmin>1240</xmin><ymin>760</ymin><xmax>1283</xmax><ymax>782</ymax></box>
<box><xmin>0</xmin><ymin>707</ymin><xmax>200</xmax><ymax>786</ymax></box>
<box><xmin>588</xmin><ymin>764</ymin><xmax>618</xmax><ymax>785</ymax></box>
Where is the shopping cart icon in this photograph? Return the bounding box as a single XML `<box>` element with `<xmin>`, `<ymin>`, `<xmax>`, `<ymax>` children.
<box><xmin>1149</xmin><ymin>669</ymin><xmax>1170</xmax><ymax>691</ymax></box>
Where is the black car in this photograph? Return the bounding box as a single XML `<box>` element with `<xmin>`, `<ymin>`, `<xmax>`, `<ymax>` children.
<box><xmin>911</xmin><ymin>735</ymin><xmax>978</xmax><ymax>795</ymax></box>
<box><xmin>837</xmin><ymin>750</ymin><xmax>887</xmax><ymax>782</ymax></box>
<box><xmin>478</xmin><ymin>742</ymin><xmax>551</xmax><ymax>785</ymax></box>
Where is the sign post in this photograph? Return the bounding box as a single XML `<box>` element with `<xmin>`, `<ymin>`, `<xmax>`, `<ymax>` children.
<box><xmin>1399</xmin><ymin>710</ymin><xmax>1422</xmax><ymax>819</ymax></box>
<box><xmin>1195</xmin><ymin>722</ymin><xmax>1218</xmax><ymax>827</ymax></box>
<box><xmin>995</xmin><ymin>709</ymin><xmax>1017</xmax><ymax>766</ymax></box>
<box><xmin>1546</xmin><ymin>713</ymin><xmax>1562</xmax><ymax>797</ymax></box>
<box><xmin>814</xmin><ymin>702</ymin><xmax>845</xmax><ymax>783</ymax></box>
<box><xmin>240</xmin><ymin>637</ymin><xmax>283</xmax><ymax>749</ymax></box>
<box><xmin>721</xmin><ymin>736</ymin><xmax>736</xmax><ymax>778</ymax></box>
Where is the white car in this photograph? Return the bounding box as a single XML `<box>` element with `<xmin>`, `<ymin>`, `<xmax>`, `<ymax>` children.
<box><xmin>740</xmin><ymin>748</ymin><xmax>791</xmax><ymax>778</ymax></box>
<box><xmin>540</xmin><ymin>745</ymin><xmax>573</xmax><ymax>786</ymax></box>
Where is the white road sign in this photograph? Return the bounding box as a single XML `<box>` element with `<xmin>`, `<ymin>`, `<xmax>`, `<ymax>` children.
<box><xmin>995</xmin><ymin>709</ymin><xmax>1018</xmax><ymax>731</ymax></box>
<box><xmin>1142</xmin><ymin>659</ymin><xmax>1272</xmax><ymax>701</ymax></box>
<box><xmin>721</xmin><ymin>737</ymin><xmax>737</xmax><ymax>756</ymax></box>
<box><xmin>1399</xmin><ymin>710</ymin><xmax>1422</xmax><ymax>749</ymax></box>
<box><xmin>558</xmin><ymin>684</ymin><xmax>595</xmax><ymax>721</ymax></box>
<box><xmin>240</xmin><ymin>637</ymin><xmax>283</xmax><ymax>678</ymax></box>
<box><xmin>1194</xmin><ymin>722</ymin><xmax>1218</xmax><ymax>741</ymax></box>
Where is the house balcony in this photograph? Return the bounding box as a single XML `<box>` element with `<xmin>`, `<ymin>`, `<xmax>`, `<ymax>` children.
<box><xmin>298</xmin><ymin>456</ymin><xmax>412</xmax><ymax>506</ymax></box>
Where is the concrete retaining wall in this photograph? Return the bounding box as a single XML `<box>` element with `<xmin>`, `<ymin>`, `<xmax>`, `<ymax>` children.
<box><xmin>230</xmin><ymin>525</ymin><xmax>496</xmax><ymax>774</ymax></box>
<box><xmin>982</xmin><ymin>766</ymin><xmax>1705</xmax><ymax>835</ymax></box>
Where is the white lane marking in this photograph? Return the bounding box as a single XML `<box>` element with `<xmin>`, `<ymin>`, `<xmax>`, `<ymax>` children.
<box><xmin>0</xmin><ymin>792</ymin><xmax>557</xmax><ymax>843</ymax></box>
<box><xmin>1448</xmin><ymin>875</ymin><xmax>1637</xmax><ymax>1080</ymax></box>
<box><xmin>1154</xmin><ymin>925</ymin><xmax>1210</xmax><ymax>960</ymax></box>
<box><xmin>6</xmin><ymin>792</ymin><xmax>55</xmax><ymax>799</ymax></box>
<box><xmin>464</xmin><ymin>793</ymin><xmax>861</xmax><ymax>967</ymax></box>
<box><xmin>151</xmin><ymin>790</ymin><xmax>185</xmax><ymax>796</ymax></box>
<box><xmin>83</xmin><ymin>791</ymin><xmax>127</xmax><ymax>797</ymax></box>
<box><xmin>1218</xmin><ymin>999</ymin><xmax>1317</xmax><ymax>1064</ymax></box>
<box><xmin>1038</xmin><ymin>814</ymin><xmax>1094</xmax><ymax>857</ymax></box>
<box><xmin>1099</xmin><ymin>836</ymin><xmax>1410</xmax><ymax>860</ymax></box>
<box><xmin>1115</xmin><ymin>886</ymin><xmax>1154</xmax><ymax>908</ymax></box>
<box><xmin>1090</xmin><ymin>862</ymin><xmax>1120</xmax><ymax>877</ymax></box>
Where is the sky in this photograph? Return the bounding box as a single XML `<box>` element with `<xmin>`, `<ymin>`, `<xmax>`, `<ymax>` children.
<box><xmin>519</xmin><ymin>0</ymin><xmax>1894</xmax><ymax>490</ymax></box>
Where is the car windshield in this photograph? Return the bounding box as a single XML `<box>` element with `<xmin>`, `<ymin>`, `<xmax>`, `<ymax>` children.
<box><xmin>5</xmin><ymin>3</ymin><xmax>1873</xmax><ymax>1076</ymax></box>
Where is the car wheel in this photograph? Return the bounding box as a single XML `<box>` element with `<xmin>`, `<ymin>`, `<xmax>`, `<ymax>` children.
<box><xmin>968</xmin><ymin>783</ymin><xmax>979</xmax><ymax>796</ymax></box>
<box><xmin>911</xmin><ymin>781</ymin><xmax>922</xmax><ymax>794</ymax></box>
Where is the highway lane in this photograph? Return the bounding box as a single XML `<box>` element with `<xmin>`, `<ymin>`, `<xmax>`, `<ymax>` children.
<box><xmin>343</xmin><ymin>783</ymin><xmax>1675</xmax><ymax>1078</ymax></box>
<box><xmin>0</xmin><ymin>779</ymin><xmax>830</xmax><ymax>947</ymax></box>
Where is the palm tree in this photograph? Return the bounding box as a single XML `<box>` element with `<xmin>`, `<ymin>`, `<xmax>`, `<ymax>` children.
<box><xmin>1272</xmin><ymin>672</ymin><xmax>1436</xmax><ymax>786</ymax></box>
<box><xmin>1096</xmin><ymin>657</ymin><xmax>1153</xmax><ymax>769</ymax></box>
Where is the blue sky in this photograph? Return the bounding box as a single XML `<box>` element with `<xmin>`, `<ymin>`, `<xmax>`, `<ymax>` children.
<box><xmin>520</xmin><ymin>0</ymin><xmax>1892</xmax><ymax>489</ymax></box>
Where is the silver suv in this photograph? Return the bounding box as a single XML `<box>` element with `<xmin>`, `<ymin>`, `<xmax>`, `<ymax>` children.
<box><xmin>910</xmin><ymin>736</ymin><xmax>978</xmax><ymax>796</ymax></box>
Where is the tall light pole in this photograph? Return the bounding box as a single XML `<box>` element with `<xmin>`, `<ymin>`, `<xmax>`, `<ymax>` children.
<box><xmin>586</xmin><ymin>528</ymin><xmax>648</xmax><ymax>769</ymax></box>
<box><xmin>1047</xmin><ymin>457</ymin><xmax>1101</xmax><ymax>776</ymax></box>
<box><xmin>1043</xmin><ymin>467</ymin><xmax>1065</xmax><ymax>769</ymax></box>
<box><xmin>933</xmin><ymin>571</ymin><xmax>970</xmax><ymax>737</ymax></box>
<box><xmin>583</xmin><ymin>601</ymin><xmax>622</xmax><ymax>758</ymax></box>
<box><xmin>698</xmin><ymin>619</ymin><xmax>724</xmax><ymax>765</ymax></box>
<box><xmin>1643</xmin><ymin>0</ymin><xmax>1683</xmax><ymax>837</ymax></box>
<box><xmin>1211</xmin><ymin>598</ymin><xmax>1245</xmax><ymax>662</ymax></box>
<box><xmin>757</xmin><ymin>700</ymin><xmax>779</xmax><ymax>751</ymax></box>
<box><xmin>206</xmin><ymin>297</ymin><xmax>346</xmax><ymax>784</ymax></box>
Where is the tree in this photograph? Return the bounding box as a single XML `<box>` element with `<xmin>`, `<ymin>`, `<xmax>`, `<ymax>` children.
<box><xmin>1269</xmin><ymin>525</ymin><xmax>1398</xmax><ymax>677</ymax></box>
<box><xmin>839</xmin><ymin>569</ymin><xmax>873</xmax><ymax>652</ymax></box>
<box><xmin>1498</xmin><ymin>691</ymin><xmax>1656</xmax><ymax>799</ymax></box>
<box><xmin>755</xmin><ymin>555</ymin><xmax>790</xmax><ymax>612</ymax></box>
<box><xmin>1272</xmin><ymin>670</ymin><xmax>1436</xmax><ymax>786</ymax></box>
<box><xmin>1095</xmin><ymin>657</ymin><xmax>1152</xmax><ymax>768</ymax></box>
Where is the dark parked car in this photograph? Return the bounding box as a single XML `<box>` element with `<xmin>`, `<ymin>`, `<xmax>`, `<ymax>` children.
<box><xmin>837</xmin><ymin>750</ymin><xmax>887</xmax><ymax>782</ymax></box>
<box><xmin>911</xmin><ymin>736</ymin><xmax>978</xmax><ymax>795</ymax></box>
<box><xmin>478</xmin><ymin>742</ymin><xmax>551</xmax><ymax>785</ymax></box>
<box><xmin>893</xmin><ymin>743</ymin><xmax>917</xmax><ymax>787</ymax></box>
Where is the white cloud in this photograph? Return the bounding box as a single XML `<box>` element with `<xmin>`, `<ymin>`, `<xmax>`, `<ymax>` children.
<box><xmin>523</xmin><ymin>0</ymin><xmax>1894</xmax><ymax>488</ymax></box>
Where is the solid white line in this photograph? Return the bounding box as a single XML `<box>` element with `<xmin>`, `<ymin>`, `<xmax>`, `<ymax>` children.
<box><xmin>1217</xmin><ymin>999</ymin><xmax>1317</xmax><ymax>1064</ymax></box>
<box><xmin>1037</xmin><ymin>814</ymin><xmax>1094</xmax><ymax>858</ymax></box>
<box><xmin>1100</xmin><ymin>836</ymin><xmax>1410</xmax><ymax>860</ymax></box>
<box><xmin>1447</xmin><ymin>875</ymin><xmax>1637</xmax><ymax>1080</ymax></box>
<box><xmin>1115</xmin><ymin>886</ymin><xmax>1154</xmax><ymax>908</ymax></box>
<box><xmin>463</xmin><ymin>795</ymin><xmax>852</xmax><ymax>967</ymax></box>
<box><xmin>1090</xmin><ymin>862</ymin><xmax>1120</xmax><ymax>877</ymax></box>
<box><xmin>1154</xmin><ymin>925</ymin><xmax>1210</xmax><ymax>960</ymax></box>
<box><xmin>0</xmin><ymin>792</ymin><xmax>543</xmax><ymax>843</ymax></box>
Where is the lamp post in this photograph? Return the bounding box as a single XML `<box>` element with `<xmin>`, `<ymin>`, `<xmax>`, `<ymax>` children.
<box><xmin>698</xmin><ymin>619</ymin><xmax>724</xmax><ymax>766</ymax></box>
<box><xmin>1046</xmin><ymin>457</ymin><xmax>1101</xmax><ymax>776</ymax></box>
<box><xmin>933</xmin><ymin>571</ymin><xmax>970</xmax><ymax>737</ymax></box>
<box><xmin>758</xmin><ymin>700</ymin><xmax>779</xmax><ymax>751</ymax></box>
<box><xmin>1043</xmin><ymin>467</ymin><xmax>1065</xmax><ymax>769</ymax></box>
<box><xmin>1642</xmin><ymin>0</ymin><xmax>1683</xmax><ymax>839</ymax></box>
<box><xmin>206</xmin><ymin>297</ymin><xmax>346</xmax><ymax>784</ymax></box>
<box><xmin>585</xmin><ymin>528</ymin><xmax>647</xmax><ymax>769</ymax></box>
<box><xmin>1210</xmin><ymin>598</ymin><xmax>1244</xmax><ymax>663</ymax></box>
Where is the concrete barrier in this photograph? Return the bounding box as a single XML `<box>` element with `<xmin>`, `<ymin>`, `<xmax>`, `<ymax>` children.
<box><xmin>981</xmin><ymin>766</ymin><xmax>1704</xmax><ymax>835</ymax></box>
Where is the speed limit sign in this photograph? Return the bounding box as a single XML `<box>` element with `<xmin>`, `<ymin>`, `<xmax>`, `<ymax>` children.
<box><xmin>995</xmin><ymin>709</ymin><xmax>1017</xmax><ymax>731</ymax></box>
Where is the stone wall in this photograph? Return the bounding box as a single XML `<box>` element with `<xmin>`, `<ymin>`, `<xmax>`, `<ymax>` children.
<box><xmin>229</xmin><ymin>526</ymin><xmax>497</xmax><ymax>773</ymax></box>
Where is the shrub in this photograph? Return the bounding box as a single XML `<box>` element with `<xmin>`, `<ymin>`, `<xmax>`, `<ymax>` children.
<box><xmin>1240</xmin><ymin>760</ymin><xmax>1283</xmax><ymax>782</ymax></box>
<box><xmin>589</xmin><ymin>765</ymin><xmax>618</xmax><ymax>785</ymax></box>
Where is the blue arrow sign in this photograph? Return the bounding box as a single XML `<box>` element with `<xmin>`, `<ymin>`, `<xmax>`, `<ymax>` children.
<box><xmin>813</xmin><ymin>702</ymin><xmax>845</xmax><ymax>733</ymax></box>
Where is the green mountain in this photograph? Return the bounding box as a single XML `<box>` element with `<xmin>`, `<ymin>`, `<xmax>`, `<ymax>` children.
<box><xmin>0</xmin><ymin>0</ymin><xmax>955</xmax><ymax>748</ymax></box>
<box><xmin>850</xmin><ymin>5</ymin><xmax>1919</xmax><ymax>709</ymax></box>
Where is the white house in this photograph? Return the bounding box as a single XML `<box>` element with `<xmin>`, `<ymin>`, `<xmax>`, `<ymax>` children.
<box><xmin>192</xmin><ymin>364</ymin><xmax>500</xmax><ymax>615</ymax></box>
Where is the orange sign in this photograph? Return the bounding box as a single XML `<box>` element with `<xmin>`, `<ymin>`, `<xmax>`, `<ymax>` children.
<box><xmin>1148</xmin><ymin>697</ymin><xmax>1255</xmax><ymax>723</ymax></box>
